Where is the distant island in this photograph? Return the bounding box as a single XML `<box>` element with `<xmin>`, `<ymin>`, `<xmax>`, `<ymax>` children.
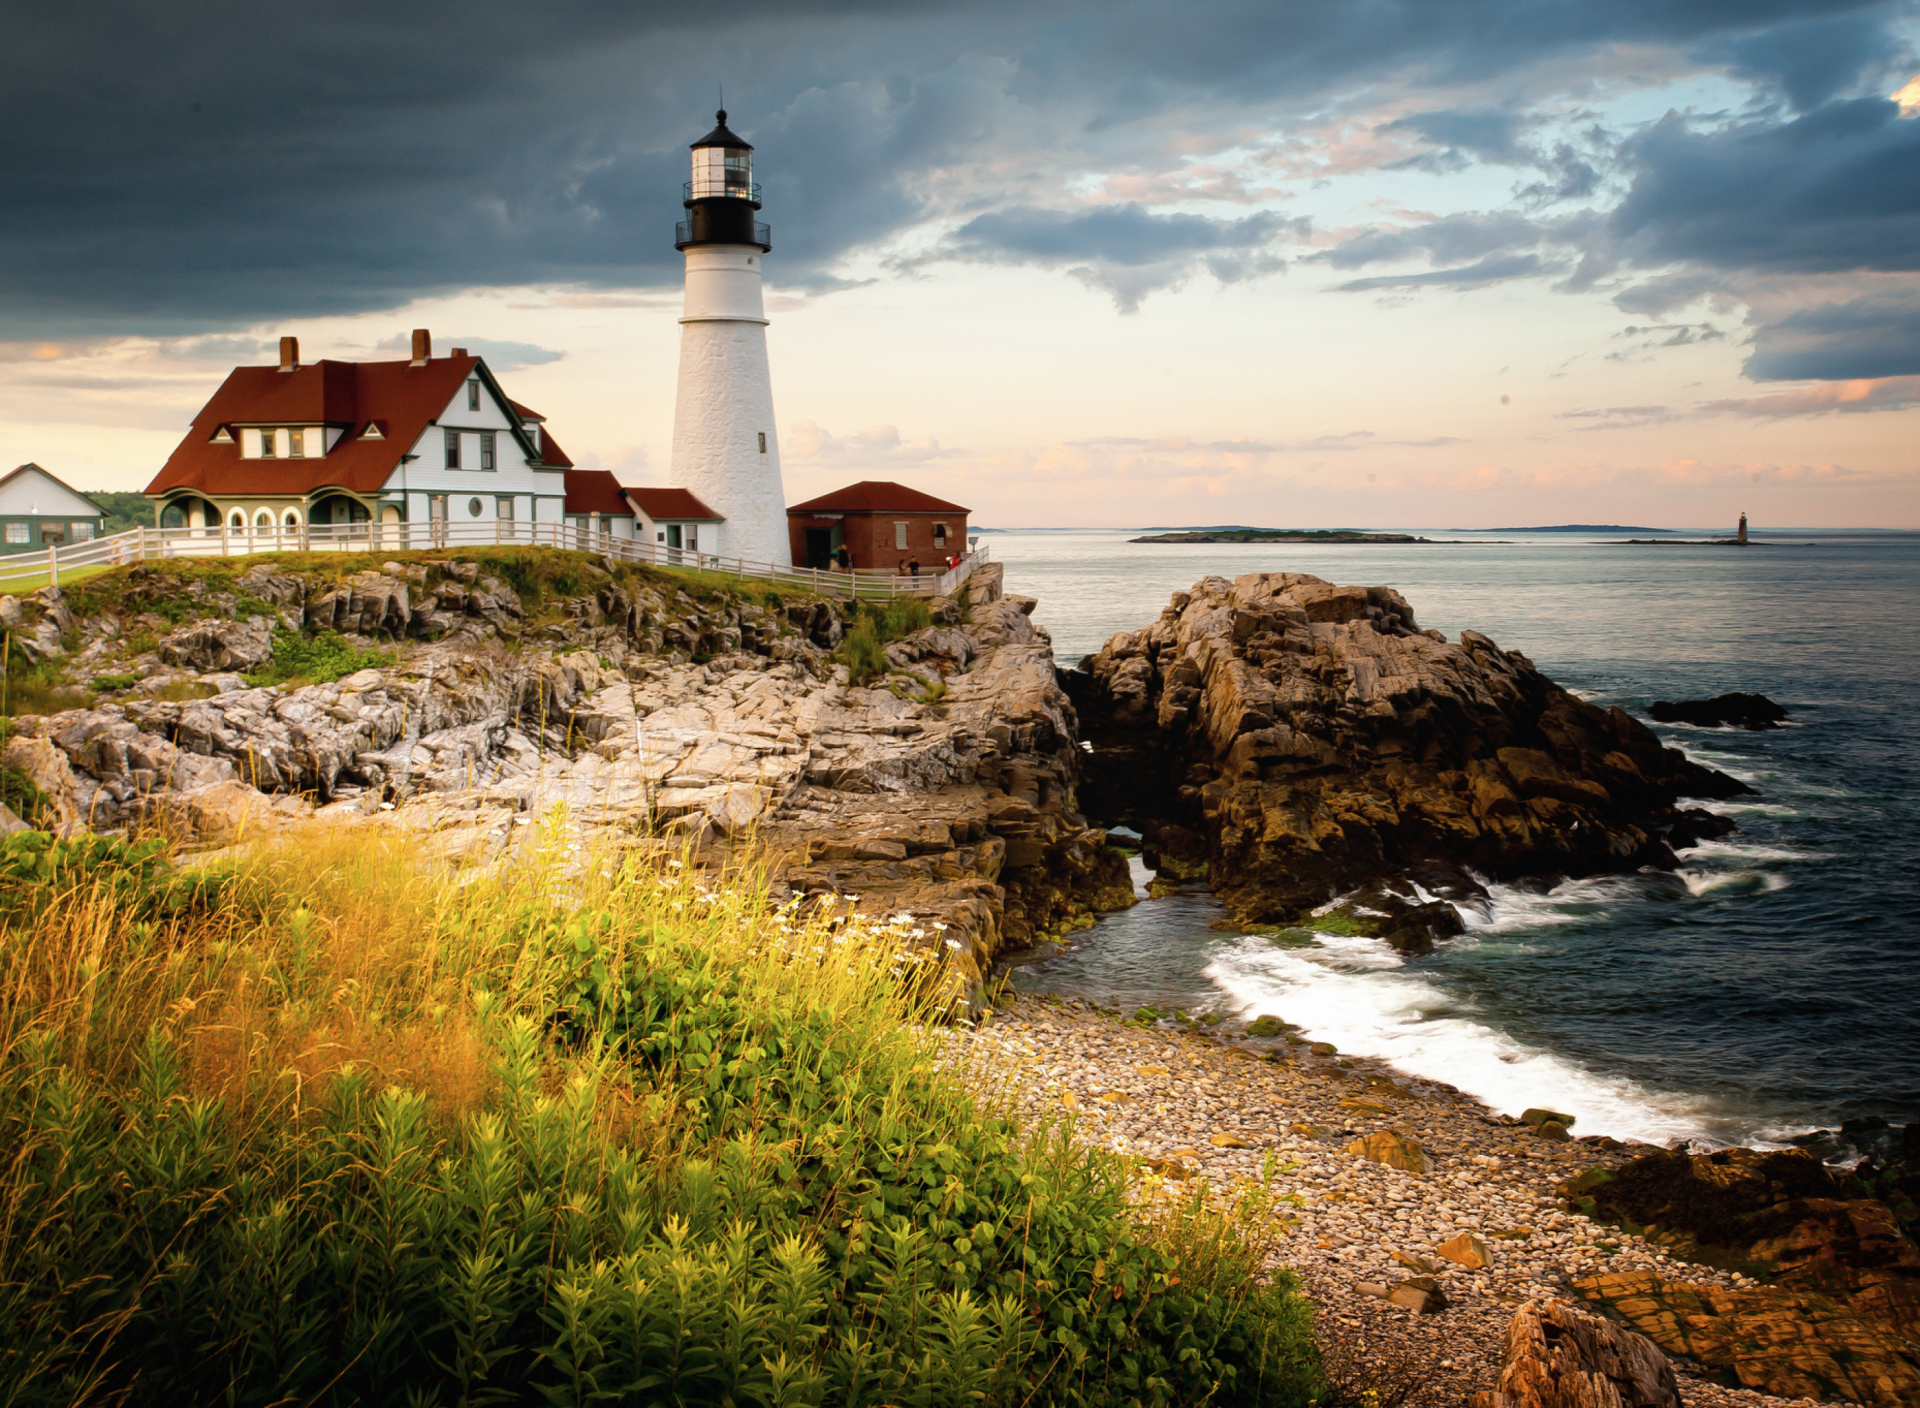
<box><xmin>1130</xmin><ymin>528</ymin><xmax>1434</xmax><ymax>544</ymax></box>
<box><xmin>1461</xmin><ymin>524</ymin><xmax>1672</xmax><ymax>533</ymax></box>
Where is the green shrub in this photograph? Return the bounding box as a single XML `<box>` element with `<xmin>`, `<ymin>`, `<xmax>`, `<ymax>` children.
<box><xmin>0</xmin><ymin>836</ymin><xmax>1325</xmax><ymax>1407</ymax></box>
<box><xmin>243</xmin><ymin>629</ymin><xmax>394</xmax><ymax>688</ymax></box>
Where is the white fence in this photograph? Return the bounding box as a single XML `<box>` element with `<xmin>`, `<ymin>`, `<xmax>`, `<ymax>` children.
<box><xmin>0</xmin><ymin>518</ymin><xmax>990</xmax><ymax>604</ymax></box>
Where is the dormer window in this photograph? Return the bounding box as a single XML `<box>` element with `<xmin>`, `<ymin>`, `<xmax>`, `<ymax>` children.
<box><xmin>467</xmin><ymin>379</ymin><xmax>480</xmax><ymax>412</ymax></box>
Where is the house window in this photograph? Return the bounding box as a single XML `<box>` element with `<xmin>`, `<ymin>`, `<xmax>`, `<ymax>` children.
<box><xmin>259</xmin><ymin>429</ymin><xmax>277</xmax><ymax>459</ymax></box>
<box><xmin>894</xmin><ymin>522</ymin><xmax>909</xmax><ymax>550</ymax></box>
<box><xmin>467</xmin><ymin>379</ymin><xmax>480</xmax><ymax>411</ymax></box>
<box><xmin>4</xmin><ymin>523</ymin><xmax>26</xmax><ymax>544</ymax></box>
<box><xmin>757</xmin><ymin>431</ymin><xmax>767</xmax><ymax>453</ymax></box>
<box><xmin>467</xmin><ymin>497</ymin><xmax>484</xmax><ymax>518</ymax></box>
<box><xmin>480</xmin><ymin>431</ymin><xmax>496</xmax><ymax>471</ymax></box>
<box><xmin>496</xmin><ymin>497</ymin><xmax>513</xmax><ymax>521</ymax></box>
<box><xmin>71</xmin><ymin>523</ymin><xmax>95</xmax><ymax>541</ymax></box>
<box><xmin>288</xmin><ymin>428</ymin><xmax>306</xmax><ymax>458</ymax></box>
<box><xmin>445</xmin><ymin>429</ymin><xmax>461</xmax><ymax>470</ymax></box>
<box><xmin>933</xmin><ymin>522</ymin><xmax>948</xmax><ymax>547</ymax></box>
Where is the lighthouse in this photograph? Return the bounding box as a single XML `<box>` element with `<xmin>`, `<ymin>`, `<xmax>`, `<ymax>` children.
<box><xmin>666</xmin><ymin>110</ymin><xmax>787</xmax><ymax>565</ymax></box>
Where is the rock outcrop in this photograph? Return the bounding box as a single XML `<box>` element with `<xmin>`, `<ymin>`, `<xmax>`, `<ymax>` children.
<box><xmin>1066</xmin><ymin>572</ymin><xmax>1748</xmax><ymax>928</ymax></box>
<box><xmin>1470</xmin><ymin>1296</ymin><xmax>1679</xmax><ymax>1408</ymax></box>
<box><xmin>4</xmin><ymin>554</ymin><xmax>1131</xmax><ymax>981</ymax></box>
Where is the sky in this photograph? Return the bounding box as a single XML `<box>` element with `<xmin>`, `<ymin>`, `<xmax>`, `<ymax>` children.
<box><xmin>4</xmin><ymin>0</ymin><xmax>1919</xmax><ymax>529</ymax></box>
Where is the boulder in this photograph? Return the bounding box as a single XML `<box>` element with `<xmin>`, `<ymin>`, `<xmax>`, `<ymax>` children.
<box><xmin>1470</xmin><ymin>1296</ymin><xmax>1678</xmax><ymax>1408</ymax></box>
<box><xmin>1067</xmin><ymin>572</ymin><xmax>1749</xmax><ymax>927</ymax></box>
<box><xmin>1647</xmin><ymin>692</ymin><xmax>1788</xmax><ymax>730</ymax></box>
<box><xmin>1346</xmin><ymin>1130</ymin><xmax>1435</xmax><ymax>1174</ymax></box>
<box><xmin>1573</xmin><ymin>1270</ymin><xmax>1920</xmax><ymax>1408</ymax></box>
<box><xmin>1436</xmin><ymin>1231</ymin><xmax>1493</xmax><ymax>1269</ymax></box>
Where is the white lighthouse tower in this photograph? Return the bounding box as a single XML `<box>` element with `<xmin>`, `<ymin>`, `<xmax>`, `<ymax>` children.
<box><xmin>667</xmin><ymin>110</ymin><xmax>787</xmax><ymax>565</ymax></box>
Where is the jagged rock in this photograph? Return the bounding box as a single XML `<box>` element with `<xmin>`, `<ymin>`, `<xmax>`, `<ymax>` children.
<box><xmin>159</xmin><ymin>616</ymin><xmax>274</xmax><ymax>672</ymax></box>
<box><xmin>1565</xmin><ymin>1146</ymin><xmax>1920</xmax><ymax>1342</ymax></box>
<box><xmin>1648</xmin><ymin>692</ymin><xmax>1788</xmax><ymax>730</ymax></box>
<box><xmin>1573</xmin><ymin>1269</ymin><xmax>1920</xmax><ymax>1407</ymax></box>
<box><xmin>1068</xmin><ymin>572</ymin><xmax>1748</xmax><ymax>925</ymax></box>
<box><xmin>1470</xmin><ymin>1296</ymin><xmax>1679</xmax><ymax>1408</ymax></box>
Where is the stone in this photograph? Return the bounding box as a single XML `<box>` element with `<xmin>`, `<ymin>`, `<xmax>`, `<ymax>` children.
<box><xmin>1066</xmin><ymin>571</ymin><xmax>1748</xmax><ymax>929</ymax></box>
<box><xmin>1210</xmin><ymin>1132</ymin><xmax>1255</xmax><ymax>1149</ymax></box>
<box><xmin>1387</xmin><ymin>1276</ymin><xmax>1448</xmax><ymax>1314</ymax></box>
<box><xmin>1470</xmin><ymin>1295</ymin><xmax>1679</xmax><ymax>1408</ymax></box>
<box><xmin>1436</xmin><ymin>1231</ymin><xmax>1493</xmax><ymax>1270</ymax></box>
<box><xmin>1347</xmin><ymin>1130</ymin><xmax>1435</xmax><ymax>1174</ymax></box>
<box><xmin>1522</xmin><ymin>1108</ymin><xmax>1577</xmax><ymax>1129</ymax></box>
<box><xmin>1647</xmin><ymin>692</ymin><xmax>1789</xmax><ymax>730</ymax></box>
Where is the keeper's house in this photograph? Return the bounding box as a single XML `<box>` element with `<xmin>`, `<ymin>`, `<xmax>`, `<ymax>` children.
<box><xmin>0</xmin><ymin>463</ymin><xmax>106</xmax><ymax>554</ymax></box>
<box><xmin>786</xmin><ymin>481</ymin><xmax>968</xmax><ymax>570</ymax></box>
<box><xmin>144</xmin><ymin>331</ymin><xmax>622</xmax><ymax>536</ymax></box>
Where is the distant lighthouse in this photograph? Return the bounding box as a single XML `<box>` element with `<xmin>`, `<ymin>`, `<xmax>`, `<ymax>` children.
<box><xmin>666</xmin><ymin>110</ymin><xmax>787</xmax><ymax>565</ymax></box>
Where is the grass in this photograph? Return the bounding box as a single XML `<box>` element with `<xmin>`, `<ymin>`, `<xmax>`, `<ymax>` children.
<box><xmin>242</xmin><ymin>629</ymin><xmax>396</xmax><ymax>689</ymax></box>
<box><xmin>842</xmin><ymin>598</ymin><xmax>935</xmax><ymax>684</ymax></box>
<box><xmin>0</xmin><ymin>822</ymin><xmax>1326</xmax><ymax>1406</ymax></box>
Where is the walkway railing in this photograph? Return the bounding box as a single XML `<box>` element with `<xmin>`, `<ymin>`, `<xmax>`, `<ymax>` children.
<box><xmin>0</xmin><ymin>517</ymin><xmax>990</xmax><ymax>604</ymax></box>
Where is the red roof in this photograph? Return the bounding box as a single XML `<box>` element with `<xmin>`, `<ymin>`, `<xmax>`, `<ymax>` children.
<box><xmin>624</xmin><ymin>486</ymin><xmax>722</xmax><ymax>522</ymax></box>
<box><xmin>787</xmin><ymin>480</ymin><xmax>969</xmax><ymax>514</ymax></box>
<box><xmin>562</xmin><ymin>469</ymin><xmax>632</xmax><ymax>516</ymax></box>
<box><xmin>146</xmin><ymin>356</ymin><xmax>564</xmax><ymax>497</ymax></box>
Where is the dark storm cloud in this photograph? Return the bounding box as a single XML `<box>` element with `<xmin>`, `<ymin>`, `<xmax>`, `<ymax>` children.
<box><xmin>0</xmin><ymin>0</ymin><xmax>1911</xmax><ymax>335</ymax></box>
<box><xmin>1746</xmin><ymin>294</ymin><xmax>1920</xmax><ymax>380</ymax></box>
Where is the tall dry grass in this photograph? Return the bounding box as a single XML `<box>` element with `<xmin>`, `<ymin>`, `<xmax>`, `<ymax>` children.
<box><xmin>0</xmin><ymin>819</ymin><xmax>1322</xmax><ymax>1407</ymax></box>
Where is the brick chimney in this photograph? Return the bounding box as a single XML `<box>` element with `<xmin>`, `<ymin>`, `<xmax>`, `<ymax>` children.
<box><xmin>410</xmin><ymin>328</ymin><xmax>431</xmax><ymax>366</ymax></box>
<box><xmin>278</xmin><ymin>335</ymin><xmax>298</xmax><ymax>373</ymax></box>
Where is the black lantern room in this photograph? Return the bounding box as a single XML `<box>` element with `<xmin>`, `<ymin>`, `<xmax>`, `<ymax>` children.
<box><xmin>675</xmin><ymin>110</ymin><xmax>771</xmax><ymax>252</ymax></box>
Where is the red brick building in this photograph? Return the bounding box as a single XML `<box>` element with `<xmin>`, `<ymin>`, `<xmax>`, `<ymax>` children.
<box><xmin>786</xmin><ymin>481</ymin><xmax>970</xmax><ymax>571</ymax></box>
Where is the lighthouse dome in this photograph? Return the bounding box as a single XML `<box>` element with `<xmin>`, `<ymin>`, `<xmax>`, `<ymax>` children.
<box><xmin>689</xmin><ymin>110</ymin><xmax>755</xmax><ymax>200</ymax></box>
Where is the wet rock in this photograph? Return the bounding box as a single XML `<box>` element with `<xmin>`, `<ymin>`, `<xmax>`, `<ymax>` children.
<box><xmin>1647</xmin><ymin>692</ymin><xmax>1788</xmax><ymax>730</ymax></box>
<box><xmin>1470</xmin><ymin>1295</ymin><xmax>1679</xmax><ymax>1408</ymax></box>
<box><xmin>1068</xmin><ymin>572</ymin><xmax>1749</xmax><ymax>927</ymax></box>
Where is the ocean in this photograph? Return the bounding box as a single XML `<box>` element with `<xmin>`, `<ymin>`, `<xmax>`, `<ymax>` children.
<box><xmin>988</xmin><ymin>527</ymin><xmax>1920</xmax><ymax>1149</ymax></box>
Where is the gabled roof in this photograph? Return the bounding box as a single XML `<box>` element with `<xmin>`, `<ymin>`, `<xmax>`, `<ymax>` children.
<box><xmin>0</xmin><ymin>463</ymin><xmax>106</xmax><ymax>517</ymax></box>
<box><xmin>563</xmin><ymin>469</ymin><xmax>634</xmax><ymax>517</ymax></box>
<box><xmin>787</xmin><ymin>480</ymin><xmax>969</xmax><ymax>515</ymax></box>
<box><xmin>624</xmin><ymin>486</ymin><xmax>723</xmax><ymax>522</ymax></box>
<box><xmin>146</xmin><ymin>355</ymin><xmax>563</xmax><ymax>498</ymax></box>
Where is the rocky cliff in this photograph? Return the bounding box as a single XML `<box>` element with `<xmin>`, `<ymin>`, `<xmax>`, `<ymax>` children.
<box><xmin>1066</xmin><ymin>571</ymin><xmax>1747</xmax><ymax>939</ymax></box>
<box><xmin>1</xmin><ymin>553</ymin><xmax>1131</xmax><ymax>981</ymax></box>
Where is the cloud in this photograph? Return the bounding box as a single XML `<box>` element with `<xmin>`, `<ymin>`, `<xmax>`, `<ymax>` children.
<box><xmin>2</xmin><ymin>0</ymin><xmax>1906</xmax><ymax>336</ymax></box>
<box><xmin>1337</xmin><ymin>252</ymin><xmax>1556</xmax><ymax>292</ymax></box>
<box><xmin>941</xmin><ymin>203</ymin><xmax>1306</xmax><ymax>310</ymax></box>
<box><xmin>1744</xmin><ymin>293</ymin><xmax>1920</xmax><ymax>379</ymax></box>
<box><xmin>785</xmin><ymin>421</ymin><xmax>959</xmax><ymax>467</ymax></box>
<box><xmin>371</xmin><ymin>335</ymin><xmax>564</xmax><ymax>373</ymax></box>
<box><xmin>1697</xmin><ymin>375</ymin><xmax>1920</xmax><ymax>416</ymax></box>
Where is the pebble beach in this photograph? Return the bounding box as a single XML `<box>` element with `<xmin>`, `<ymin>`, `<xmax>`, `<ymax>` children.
<box><xmin>961</xmin><ymin>995</ymin><xmax>1840</xmax><ymax>1407</ymax></box>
